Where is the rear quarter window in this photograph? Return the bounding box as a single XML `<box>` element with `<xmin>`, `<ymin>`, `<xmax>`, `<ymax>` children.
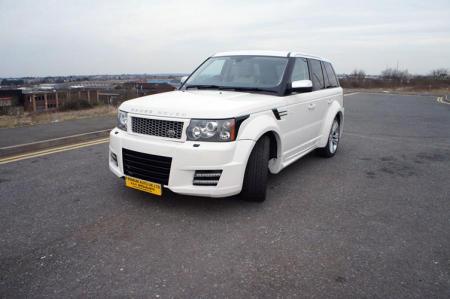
<box><xmin>324</xmin><ymin>62</ymin><xmax>339</xmax><ymax>87</ymax></box>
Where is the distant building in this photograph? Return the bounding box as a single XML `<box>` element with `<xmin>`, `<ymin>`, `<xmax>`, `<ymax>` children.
<box><xmin>22</xmin><ymin>88</ymin><xmax>120</xmax><ymax>112</ymax></box>
<box><xmin>147</xmin><ymin>78</ymin><xmax>182</xmax><ymax>89</ymax></box>
<box><xmin>124</xmin><ymin>82</ymin><xmax>176</xmax><ymax>97</ymax></box>
<box><xmin>0</xmin><ymin>89</ymin><xmax>24</xmax><ymax>114</ymax></box>
<box><xmin>0</xmin><ymin>76</ymin><xmax>180</xmax><ymax>114</ymax></box>
<box><xmin>0</xmin><ymin>87</ymin><xmax>119</xmax><ymax>114</ymax></box>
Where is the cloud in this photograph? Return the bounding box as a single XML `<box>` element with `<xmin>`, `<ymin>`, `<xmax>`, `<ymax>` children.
<box><xmin>0</xmin><ymin>0</ymin><xmax>449</xmax><ymax>76</ymax></box>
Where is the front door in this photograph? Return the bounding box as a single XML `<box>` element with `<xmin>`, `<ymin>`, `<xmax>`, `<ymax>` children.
<box><xmin>280</xmin><ymin>57</ymin><xmax>325</xmax><ymax>162</ymax></box>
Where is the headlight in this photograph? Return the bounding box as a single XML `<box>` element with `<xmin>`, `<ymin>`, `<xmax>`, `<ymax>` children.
<box><xmin>117</xmin><ymin>110</ymin><xmax>128</xmax><ymax>131</ymax></box>
<box><xmin>187</xmin><ymin>119</ymin><xmax>236</xmax><ymax>142</ymax></box>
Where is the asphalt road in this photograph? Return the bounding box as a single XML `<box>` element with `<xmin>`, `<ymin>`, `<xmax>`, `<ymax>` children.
<box><xmin>0</xmin><ymin>115</ymin><xmax>115</xmax><ymax>148</ymax></box>
<box><xmin>1</xmin><ymin>93</ymin><xmax>449</xmax><ymax>298</ymax></box>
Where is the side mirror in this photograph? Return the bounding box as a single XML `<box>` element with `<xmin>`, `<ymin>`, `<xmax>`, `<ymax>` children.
<box><xmin>180</xmin><ymin>76</ymin><xmax>188</xmax><ymax>84</ymax></box>
<box><xmin>291</xmin><ymin>80</ymin><xmax>313</xmax><ymax>92</ymax></box>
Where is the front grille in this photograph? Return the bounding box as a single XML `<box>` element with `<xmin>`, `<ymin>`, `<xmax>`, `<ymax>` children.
<box><xmin>132</xmin><ymin>117</ymin><xmax>183</xmax><ymax>139</ymax></box>
<box><xmin>193</xmin><ymin>170</ymin><xmax>222</xmax><ymax>186</ymax></box>
<box><xmin>122</xmin><ymin>148</ymin><xmax>172</xmax><ymax>185</ymax></box>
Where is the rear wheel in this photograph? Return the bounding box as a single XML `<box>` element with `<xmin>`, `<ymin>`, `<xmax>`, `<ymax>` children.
<box><xmin>240</xmin><ymin>136</ymin><xmax>270</xmax><ymax>202</ymax></box>
<box><xmin>317</xmin><ymin>118</ymin><xmax>340</xmax><ymax>158</ymax></box>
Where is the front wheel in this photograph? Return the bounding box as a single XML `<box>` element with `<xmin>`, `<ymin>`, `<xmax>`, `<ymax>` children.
<box><xmin>317</xmin><ymin>118</ymin><xmax>340</xmax><ymax>158</ymax></box>
<box><xmin>240</xmin><ymin>136</ymin><xmax>270</xmax><ymax>202</ymax></box>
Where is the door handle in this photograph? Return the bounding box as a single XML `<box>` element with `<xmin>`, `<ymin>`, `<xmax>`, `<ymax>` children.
<box><xmin>308</xmin><ymin>103</ymin><xmax>316</xmax><ymax>110</ymax></box>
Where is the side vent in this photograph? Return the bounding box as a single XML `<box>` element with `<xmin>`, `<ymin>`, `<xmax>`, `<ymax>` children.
<box><xmin>272</xmin><ymin>109</ymin><xmax>281</xmax><ymax>120</ymax></box>
<box><xmin>278</xmin><ymin>110</ymin><xmax>288</xmax><ymax>117</ymax></box>
<box><xmin>272</xmin><ymin>108</ymin><xmax>288</xmax><ymax>120</ymax></box>
<box><xmin>193</xmin><ymin>170</ymin><xmax>223</xmax><ymax>186</ymax></box>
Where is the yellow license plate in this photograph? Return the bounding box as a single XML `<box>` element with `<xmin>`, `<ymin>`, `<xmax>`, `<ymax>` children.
<box><xmin>125</xmin><ymin>176</ymin><xmax>162</xmax><ymax>196</ymax></box>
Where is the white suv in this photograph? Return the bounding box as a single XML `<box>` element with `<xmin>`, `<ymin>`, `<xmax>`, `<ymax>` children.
<box><xmin>109</xmin><ymin>51</ymin><xmax>343</xmax><ymax>202</ymax></box>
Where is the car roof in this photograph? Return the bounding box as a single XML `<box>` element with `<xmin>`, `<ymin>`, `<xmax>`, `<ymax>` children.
<box><xmin>212</xmin><ymin>50</ymin><xmax>331</xmax><ymax>63</ymax></box>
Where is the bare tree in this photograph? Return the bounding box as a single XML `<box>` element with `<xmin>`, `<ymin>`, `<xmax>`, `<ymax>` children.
<box><xmin>381</xmin><ymin>68</ymin><xmax>410</xmax><ymax>83</ymax></box>
<box><xmin>430</xmin><ymin>68</ymin><xmax>448</xmax><ymax>80</ymax></box>
<box><xmin>350</xmin><ymin>69</ymin><xmax>366</xmax><ymax>80</ymax></box>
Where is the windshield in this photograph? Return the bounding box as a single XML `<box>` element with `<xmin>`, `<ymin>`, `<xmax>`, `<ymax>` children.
<box><xmin>184</xmin><ymin>56</ymin><xmax>288</xmax><ymax>91</ymax></box>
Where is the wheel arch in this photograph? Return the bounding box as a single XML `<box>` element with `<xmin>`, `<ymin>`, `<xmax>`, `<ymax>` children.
<box><xmin>264</xmin><ymin>131</ymin><xmax>280</xmax><ymax>161</ymax></box>
<box><xmin>237</xmin><ymin>113</ymin><xmax>283</xmax><ymax>173</ymax></box>
<box><xmin>318</xmin><ymin>103</ymin><xmax>344</xmax><ymax>148</ymax></box>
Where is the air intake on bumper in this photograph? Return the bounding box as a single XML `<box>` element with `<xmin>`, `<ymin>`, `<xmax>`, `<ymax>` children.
<box><xmin>193</xmin><ymin>170</ymin><xmax>223</xmax><ymax>186</ymax></box>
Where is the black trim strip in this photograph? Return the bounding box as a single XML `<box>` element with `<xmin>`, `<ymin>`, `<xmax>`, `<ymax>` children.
<box><xmin>236</xmin><ymin>115</ymin><xmax>249</xmax><ymax>136</ymax></box>
<box><xmin>272</xmin><ymin>109</ymin><xmax>281</xmax><ymax>120</ymax></box>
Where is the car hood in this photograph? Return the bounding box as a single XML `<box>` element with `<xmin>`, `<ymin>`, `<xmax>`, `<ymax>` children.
<box><xmin>120</xmin><ymin>90</ymin><xmax>284</xmax><ymax>119</ymax></box>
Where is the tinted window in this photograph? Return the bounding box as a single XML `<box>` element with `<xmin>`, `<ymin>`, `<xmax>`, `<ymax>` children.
<box><xmin>309</xmin><ymin>59</ymin><xmax>325</xmax><ymax>90</ymax></box>
<box><xmin>324</xmin><ymin>62</ymin><xmax>339</xmax><ymax>87</ymax></box>
<box><xmin>291</xmin><ymin>58</ymin><xmax>309</xmax><ymax>81</ymax></box>
<box><xmin>322</xmin><ymin>62</ymin><xmax>331</xmax><ymax>88</ymax></box>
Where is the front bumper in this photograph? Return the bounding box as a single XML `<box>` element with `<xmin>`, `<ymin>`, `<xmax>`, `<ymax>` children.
<box><xmin>109</xmin><ymin>128</ymin><xmax>255</xmax><ymax>198</ymax></box>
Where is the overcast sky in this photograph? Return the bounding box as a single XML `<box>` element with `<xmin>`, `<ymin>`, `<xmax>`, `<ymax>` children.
<box><xmin>1</xmin><ymin>0</ymin><xmax>449</xmax><ymax>77</ymax></box>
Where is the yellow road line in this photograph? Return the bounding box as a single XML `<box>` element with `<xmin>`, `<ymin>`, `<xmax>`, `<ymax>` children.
<box><xmin>0</xmin><ymin>138</ymin><xmax>109</xmax><ymax>165</ymax></box>
<box><xmin>0</xmin><ymin>129</ymin><xmax>110</xmax><ymax>150</ymax></box>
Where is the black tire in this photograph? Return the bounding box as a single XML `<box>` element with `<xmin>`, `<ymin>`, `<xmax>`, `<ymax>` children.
<box><xmin>317</xmin><ymin>118</ymin><xmax>340</xmax><ymax>158</ymax></box>
<box><xmin>240</xmin><ymin>136</ymin><xmax>270</xmax><ymax>202</ymax></box>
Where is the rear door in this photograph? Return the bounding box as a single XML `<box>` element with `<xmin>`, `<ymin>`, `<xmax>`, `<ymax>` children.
<box><xmin>315</xmin><ymin>61</ymin><xmax>336</xmax><ymax>132</ymax></box>
<box><xmin>322</xmin><ymin>61</ymin><xmax>342</xmax><ymax>103</ymax></box>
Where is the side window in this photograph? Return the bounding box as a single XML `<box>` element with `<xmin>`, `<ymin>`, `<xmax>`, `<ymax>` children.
<box><xmin>309</xmin><ymin>59</ymin><xmax>325</xmax><ymax>90</ymax></box>
<box><xmin>290</xmin><ymin>58</ymin><xmax>309</xmax><ymax>81</ymax></box>
<box><xmin>321</xmin><ymin>61</ymin><xmax>331</xmax><ymax>88</ymax></box>
<box><xmin>324</xmin><ymin>62</ymin><xmax>339</xmax><ymax>87</ymax></box>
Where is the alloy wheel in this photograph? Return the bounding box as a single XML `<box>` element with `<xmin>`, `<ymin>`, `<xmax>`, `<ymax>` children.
<box><xmin>328</xmin><ymin>120</ymin><xmax>340</xmax><ymax>154</ymax></box>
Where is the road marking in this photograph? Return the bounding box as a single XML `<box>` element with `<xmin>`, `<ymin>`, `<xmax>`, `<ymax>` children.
<box><xmin>345</xmin><ymin>132</ymin><xmax>450</xmax><ymax>149</ymax></box>
<box><xmin>437</xmin><ymin>96</ymin><xmax>450</xmax><ymax>105</ymax></box>
<box><xmin>344</xmin><ymin>92</ymin><xmax>360</xmax><ymax>96</ymax></box>
<box><xmin>354</xmin><ymin>92</ymin><xmax>436</xmax><ymax>98</ymax></box>
<box><xmin>0</xmin><ymin>129</ymin><xmax>110</xmax><ymax>150</ymax></box>
<box><xmin>0</xmin><ymin>138</ymin><xmax>109</xmax><ymax>165</ymax></box>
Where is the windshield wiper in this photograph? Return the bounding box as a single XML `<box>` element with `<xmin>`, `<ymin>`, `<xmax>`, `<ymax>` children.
<box><xmin>185</xmin><ymin>84</ymin><xmax>224</xmax><ymax>90</ymax></box>
<box><xmin>228</xmin><ymin>87</ymin><xmax>277</xmax><ymax>94</ymax></box>
<box><xmin>185</xmin><ymin>85</ymin><xmax>276</xmax><ymax>94</ymax></box>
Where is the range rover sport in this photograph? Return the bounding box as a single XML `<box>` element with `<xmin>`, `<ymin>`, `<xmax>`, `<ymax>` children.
<box><xmin>109</xmin><ymin>51</ymin><xmax>344</xmax><ymax>202</ymax></box>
